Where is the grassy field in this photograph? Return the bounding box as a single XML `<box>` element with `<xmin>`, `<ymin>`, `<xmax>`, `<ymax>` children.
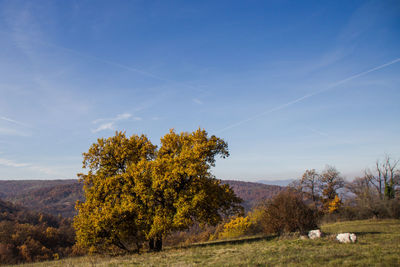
<box><xmin>11</xmin><ymin>219</ymin><xmax>400</xmax><ymax>266</ymax></box>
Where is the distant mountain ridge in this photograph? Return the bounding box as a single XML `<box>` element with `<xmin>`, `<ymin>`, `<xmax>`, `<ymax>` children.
<box><xmin>256</xmin><ymin>179</ymin><xmax>294</xmax><ymax>187</ymax></box>
<box><xmin>0</xmin><ymin>179</ymin><xmax>284</xmax><ymax>217</ymax></box>
<box><xmin>0</xmin><ymin>179</ymin><xmax>79</xmax><ymax>199</ymax></box>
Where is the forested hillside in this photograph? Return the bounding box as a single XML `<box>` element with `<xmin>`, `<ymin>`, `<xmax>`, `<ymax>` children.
<box><xmin>222</xmin><ymin>180</ymin><xmax>284</xmax><ymax>211</ymax></box>
<box><xmin>0</xmin><ymin>179</ymin><xmax>283</xmax><ymax>217</ymax></box>
<box><xmin>0</xmin><ymin>198</ymin><xmax>75</xmax><ymax>264</ymax></box>
<box><xmin>0</xmin><ymin>180</ymin><xmax>84</xmax><ymax>218</ymax></box>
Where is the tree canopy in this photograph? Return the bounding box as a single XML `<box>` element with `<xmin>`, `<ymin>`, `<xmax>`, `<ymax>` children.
<box><xmin>74</xmin><ymin>129</ymin><xmax>242</xmax><ymax>252</ymax></box>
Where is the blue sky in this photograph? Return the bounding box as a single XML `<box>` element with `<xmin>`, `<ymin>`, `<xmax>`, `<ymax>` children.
<box><xmin>0</xmin><ymin>0</ymin><xmax>399</xmax><ymax>181</ymax></box>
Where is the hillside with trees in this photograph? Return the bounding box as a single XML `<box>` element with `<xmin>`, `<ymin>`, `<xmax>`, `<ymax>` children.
<box><xmin>0</xmin><ymin>180</ymin><xmax>78</xmax><ymax>199</ymax></box>
<box><xmin>221</xmin><ymin>180</ymin><xmax>284</xmax><ymax>211</ymax></box>
<box><xmin>0</xmin><ymin>198</ymin><xmax>76</xmax><ymax>264</ymax></box>
<box><xmin>0</xmin><ymin>180</ymin><xmax>84</xmax><ymax>218</ymax></box>
<box><xmin>0</xmin><ymin>180</ymin><xmax>283</xmax><ymax>218</ymax></box>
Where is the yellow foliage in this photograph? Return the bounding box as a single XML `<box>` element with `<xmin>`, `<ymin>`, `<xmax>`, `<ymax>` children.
<box><xmin>219</xmin><ymin>216</ymin><xmax>252</xmax><ymax>239</ymax></box>
<box><xmin>74</xmin><ymin>129</ymin><xmax>243</xmax><ymax>252</ymax></box>
<box><xmin>328</xmin><ymin>195</ymin><xmax>341</xmax><ymax>213</ymax></box>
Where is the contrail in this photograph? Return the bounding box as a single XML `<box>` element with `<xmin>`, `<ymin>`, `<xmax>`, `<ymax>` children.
<box><xmin>8</xmin><ymin>30</ymin><xmax>206</xmax><ymax>94</ymax></box>
<box><xmin>0</xmin><ymin>116</ymin><xmax>28</xmax><ymax>127</ymax></box>
<box><xmin>60</xmin><ymin>47</ymin><xmax>207</xmax><ymax>94</ymax></box>
<box><xmin>217</xmin><ymin>58</ymin><xmax>400</xmax><ymax>133</ymax></box>
<box><xmin>0</xmin><ymin>29</ymin><xmax>207</xmax><ymax>94</ymax></box>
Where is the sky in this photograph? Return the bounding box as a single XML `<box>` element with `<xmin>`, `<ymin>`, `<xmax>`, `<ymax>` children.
<box><xmin>0</xmin><ymin>0</ymin><xmax>399</xmax><ymax>182</ymax></box>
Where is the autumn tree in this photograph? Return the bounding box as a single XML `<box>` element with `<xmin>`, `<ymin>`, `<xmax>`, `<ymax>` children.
<box><xmin>319</xmin><ymin>166</ymin><xmax>344</xmax><ymax>211</ymax></box>
<box><xmin>145</xmin><ymin>129</ymin><xmax>242</xmax><ymax>251</ymax></box>
<box><xmin>74</xmin><ymin>132</ymin><xmax>157</xmax><ymax>253</ymax></box>
<box><xmin>74</xmin><ymin>129</ymin><xmax>242</xmax><ymax>253</ymax></box>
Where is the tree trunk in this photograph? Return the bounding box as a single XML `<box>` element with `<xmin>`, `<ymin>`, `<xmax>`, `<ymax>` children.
<box><xmin>149</xmin><ymin>238</ymin><xmax>154</xmax><ymax>251</ymax></box>
<box><xmin>155</xmin><ymin>236</ymin><xmax>162</xmax><ymax>251</ymax></box>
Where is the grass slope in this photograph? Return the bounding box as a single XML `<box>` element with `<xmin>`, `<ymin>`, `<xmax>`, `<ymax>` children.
<box><xmin>12</xmin><ymin>219</ymin><xmax>400</xmax><ymax>266</ymax></box>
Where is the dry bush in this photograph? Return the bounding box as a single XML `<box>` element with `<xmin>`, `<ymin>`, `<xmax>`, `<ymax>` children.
<box><xmin>259</xmin><ymin>190</ymin><xmax>318</xmax><ymax>235</ymax></box>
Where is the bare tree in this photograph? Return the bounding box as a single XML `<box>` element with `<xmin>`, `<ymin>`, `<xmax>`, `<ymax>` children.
<box><xmin>365</xmin><ymin>155</ymin><xmax>399</xmax><ymax>200</ymax></box>
<box><xmin>346</xmin><ymin>176</ymin><xmax>372</xmax><ymax>198</ymax></box>
<box><xmin>345</xmin><ymin>176</ymin><xmax>379</xmax><ymax>217</ymax></box>
<box><xmin>299</xmin><ymin>169</ymin><xmax>320</xmax><ymax>203</ymax></box>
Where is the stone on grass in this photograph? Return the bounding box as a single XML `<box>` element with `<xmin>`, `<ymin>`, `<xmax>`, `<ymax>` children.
<box><xmin>308</xmin><ymin>229</ymin><xmax>322</xmax><ymax>240</ymax></box>
<box><xmin>336</xmin><ymin>233</ymin><xmax>357</xmax><ymax>243</ymax></box>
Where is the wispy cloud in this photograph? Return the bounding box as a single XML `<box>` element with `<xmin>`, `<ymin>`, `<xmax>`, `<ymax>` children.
<box><xmin>217</xmin><ymin>57</ymin><xmax>400</xmax><ymax>133</ymax></box>
<box><xmin>0</xmin><ymin>127</ymin><xmax>31</xmax><ymax>137</ymax></box>
<box><xmin>92</xmin><ymin>112</ymin><xmax>139</xmax><ymax>124</ymax></box>
<box><xmin>0</xmin><ymin>27</ymin><xmax>206</xmax><ymax>95</ymax></box>
<box><xmin>28</xmin><ymin>165</ymin><xmax>61</xmax><ymax>176</ymax></box>
<box><xmin>116</xmin><ymin>113</ymin><xmax>132</xmax><ymax>120</ymax></box>
<box><xmin>0</xmin><ymin>157</ymin><xmax>62</xmax><ymax>176</ymax></box>
<box><xmin>48</xmin><ymin>46</ymin><xmax>207</xmax><ymax>95</ymax></box>
<box><xmin>92</xmin><ymin>113</ymin><xmax>140</xmax><ymax>133</ymax></box>
<box><xmin>306</xmin><ymin>126</ymin><xmax>359</xmax><ymax>146</ymax></box>
<box><xmin>193</xmin><ymin>98</ymin><xmax>203</xmax><ymax>105</ymax></box>
<box><xmin>0</xmin><ymin>158</ymin><xmax>30</xmax><ymax>167</ymax></box>
<box><xmin>92</xmin><ymin>122</ymin><xmax>114</xmax><ymax>133</ymax></box>
<box><xmin>308</xmin><ymin>127</ymin><xmax>330</xmax><ymax>138</ymax></box>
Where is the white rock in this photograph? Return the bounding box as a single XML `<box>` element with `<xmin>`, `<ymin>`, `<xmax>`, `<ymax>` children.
<box><xmin>336</xmin><ymin>233</ymin><xmax>357</xmax><ymax>243</ymax></box>
<box><xmin>350</xmin><ymin>233</ymin><xmax>357</xmax><ymax>243</ymax></box>
<box><xmin>308</xmin><ymin>229</ymin><xmax>322</xmax><ymax>240</ymax></box>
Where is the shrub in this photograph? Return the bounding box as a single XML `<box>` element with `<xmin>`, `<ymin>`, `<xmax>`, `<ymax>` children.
<box><xmin>219</xmin><ymin>216</ymin><xmax>252</xmax><ymax>239</ymax></box>
<box><xmin>259</xmin><ymin>190</ymin><xmax>318</xmax><ymax>235</ymax></box>
<box><xmin>322</xmin><ymin>197</ymin><xmax>400</xmax><ymax>223</ymax></box>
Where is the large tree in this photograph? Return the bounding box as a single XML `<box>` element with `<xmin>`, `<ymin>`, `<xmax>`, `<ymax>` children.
<box><xmin>74</xmin><ymin>132</ymin><xmax>157</xmax><ymax>252</ymax></box>
<box><xmin>74</xmin><ymin>129</ymin><xmax>242</xmax><ymax>252</ymax></box>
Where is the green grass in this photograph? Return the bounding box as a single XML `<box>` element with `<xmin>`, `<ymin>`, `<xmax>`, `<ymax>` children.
<box><xmin>12</xmin><ymin>219</ymin><xmax>400</xmax><ymax>266</ymax></box>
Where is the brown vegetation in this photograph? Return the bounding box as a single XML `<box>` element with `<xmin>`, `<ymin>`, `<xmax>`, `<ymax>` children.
<box><xmin>290</xmin><ymin>156</ymin><xmax>400</xmax><ymax>222</ymax></box>
<box><xmin>258</xmin><ymin>190</ymin><xmax>318</xmax><ymax>235</ymax></box>
<box><xmin>0</xmin><ymin>199</ymin><xmax>76</xmax><ymax>264</ymax></box>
